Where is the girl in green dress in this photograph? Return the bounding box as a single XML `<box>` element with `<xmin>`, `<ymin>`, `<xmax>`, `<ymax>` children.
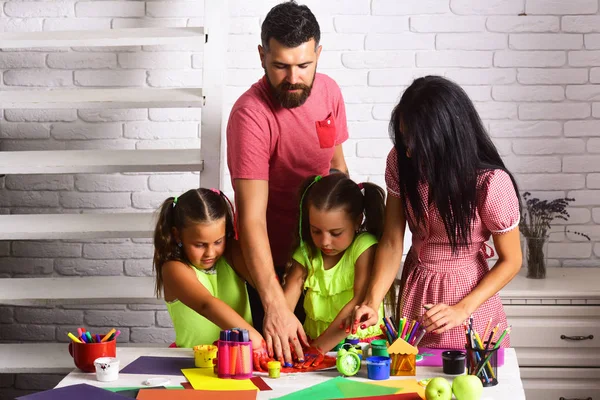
<box><xmin>283</xmin><ymin>173</ymin><xmax>386</xmax><ymax>366</ymax></box>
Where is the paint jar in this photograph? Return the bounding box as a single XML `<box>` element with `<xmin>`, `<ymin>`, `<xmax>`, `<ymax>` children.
<box><xmin>193</xmin><ymin>344</ymin><xmax>218</xmax><ymax>368</ymax></box>
<box><xmin>366</xmin><ymin>356</ymin><xmax>391</xmax><ymax>380</ymax></box>
<box><xmin>267</xmin><ymin>361</ymin><xmax>281</xmax><ymax>378</ymax></box>
<box><xmin>94</xmin><ymin>357</ymin><xmax>119</xmax><ymax>382</ymax></box>
<box><xmin>370</xmin><ymin>339</ymin><xmax>389</xmax><ymax>357</ymax></box>
<box><xmin>345</xmin><ymin>336</ymin><xmax>360</xmax><ymax>346</ymax></box>
<box><xmin>441</xmin><ymin>350</ymin><xmax>466</xmax><ymax>375</ymax></box>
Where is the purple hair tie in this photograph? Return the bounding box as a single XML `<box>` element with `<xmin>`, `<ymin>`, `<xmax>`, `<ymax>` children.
<box><xmin>357</xmin><ymin>183</ymin><xmax>364</xmax><ymax>190</ymax></box>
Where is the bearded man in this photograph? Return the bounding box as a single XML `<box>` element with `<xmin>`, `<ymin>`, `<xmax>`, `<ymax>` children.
<box><xmin>226</xmin><ymin>1</ymin><xmax>349</xmax><ymax>366</ymax></box>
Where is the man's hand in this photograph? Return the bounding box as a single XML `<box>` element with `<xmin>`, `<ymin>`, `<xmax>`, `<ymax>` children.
<box><xmin>295</xmin><ymin>345</ymin><xmax>324</xmax><ymax>369</ymax></box>
<box><xmin>263</xmin><ymin>305</ymin><xmax>309</xmax><ymax>365</ymax></box>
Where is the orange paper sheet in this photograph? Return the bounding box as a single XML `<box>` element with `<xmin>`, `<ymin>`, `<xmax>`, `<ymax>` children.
<box><xmin>137</xmin><ymin>389</ymin><xmax>257</xmax><ymax>400</ymax></box>
<box><xmin>367</xmin><ymin>379</ymin><xmax>425</xmax><ymax>399</ymax></box>
<box><xmin>180</xmin><ymin>368</ymin><xmax>258</xmax><ymax>391</ymax></box>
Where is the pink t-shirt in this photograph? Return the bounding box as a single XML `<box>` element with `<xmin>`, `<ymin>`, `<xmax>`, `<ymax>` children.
<box><xmin>227</xmin><ymin>73</ymin><xmax>349</xmax><ymax>266</ymax></box>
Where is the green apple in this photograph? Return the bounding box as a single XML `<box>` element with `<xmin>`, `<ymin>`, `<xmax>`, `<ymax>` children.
<box><xmin>425</xmin><ymin>377</ymin><xmax>452</xmax><ymax>400</ymax></box>
<box><xmin>452</xmin><ymin>374</ymin><xmax>483</xmax><ymax>400</ymax></box>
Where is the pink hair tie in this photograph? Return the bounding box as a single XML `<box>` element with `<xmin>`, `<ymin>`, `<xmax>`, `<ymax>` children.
<box><xmin>357</xmin><ymin>183</ymin><xmax>364</xmax><ymax>190</ymax></box>
<box><xmin>210</xmin><ymin>188</ymin><xmax>220</xmax><ymax>195</ymax></box>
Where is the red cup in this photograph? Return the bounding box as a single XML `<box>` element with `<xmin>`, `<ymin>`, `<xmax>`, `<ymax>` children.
<box><xmin>68</xmin><ymin>335</ymin><xmax>116</xmax><ymax>372</ymax></box>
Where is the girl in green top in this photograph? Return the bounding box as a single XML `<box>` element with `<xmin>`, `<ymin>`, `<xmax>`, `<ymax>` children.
<box><xmin>153</xmin><ymin>188</ymin><xmax>269</xmax><ymax>370</ymax></box>
<box><xmin>283</xmin><ymin>174</ymin><xmax>386</xmax><ymax>366</ymax></box>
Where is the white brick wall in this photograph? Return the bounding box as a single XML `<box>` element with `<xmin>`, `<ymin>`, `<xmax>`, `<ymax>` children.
<box><xmin>1</xmin><ymin>0</ymin><xmax>600</xmax><ymax>395</ymax></box>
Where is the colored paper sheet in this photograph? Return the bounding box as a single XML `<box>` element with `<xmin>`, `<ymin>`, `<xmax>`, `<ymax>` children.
<box><xmin>347</xmin><ymin>394</ymin><xmax>422</xmax><ymax>400</ymax></box>
<box><xmin>181</xmin><ymin>368</ymin><xmax>258</xmax><ymax>391</ymax></box>
<box><xmin>119</xmin><ymin>356</ymin><xmax>195</xmax><ymax>375</ymax></box>
<box><xmin>250</xmin><ymin>376</ymin><xmax>272</xmax><ymax>390</ymax></box>
<box><xmin>272</xmin><ymin>376</ymin><xmax>398</xmax><ymax>400</ymax></box>
<box><xmin>136</xmin><ymin>389</ymin><xmax>257</xmax><ymax>400</ymax></box>
<box><xmin>367</xmin><ymin>379</ymin><xmax>425</xmax><ymax>399</ymax></box>
<box><xmin>16</xmin><ymin>384</ymin><xmax>130</xmax><ymax>400</ymax></box>
<box><xmin>417</xmin><ymin>347</ymin><xmax>504</xmax><ymax>367</ymax></box>
<box><xmin>108</xmin><ymin>386</ymin><xmax>183</xmax><ymax>398</ymax></box>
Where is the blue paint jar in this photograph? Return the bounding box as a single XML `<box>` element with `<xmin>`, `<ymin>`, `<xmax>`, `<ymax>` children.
<box><xmin>366</xmin><ymin>356</ymin><xmax>391</xmax><ymax>380</ymax></box>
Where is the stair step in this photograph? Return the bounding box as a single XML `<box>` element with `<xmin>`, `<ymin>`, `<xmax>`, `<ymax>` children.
<box><xmin>0</xmin><ymin>213</ymin><xmax>155</xmax><ymax>240</ymax></box>
<box><xmin>0</xmin><ymin>343</ymin><xmax>175</xmax><ymax>374</ymax></box>
<box><xmin>0</xmin><ymin>27</ymin><xmax>204</xmax><ymax>49</ymax></box>
<box><xmin>0</xmin><ymin>276</ymin><xmax>158</xmax><ymax>306</ymax></box>
<box><xmin>0</xmin><ymin>149</ymin><xmax>202</xmax><ymax>175</ymax></box>
<box><xmin>0</xmin><ymin>88</ymin><xmax>203</xmax><ymax>109</ymax></box>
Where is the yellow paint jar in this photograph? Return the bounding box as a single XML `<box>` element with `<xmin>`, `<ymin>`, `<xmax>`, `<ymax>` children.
<box><xmin>267</xmin><ymin>360</ymin><xmax>281</xmax><ymax>378</ymax></box>
<box><xmin>193</xmin><ymin>344</ymin><xmax>218</xmax><ymax>368</ymax></box>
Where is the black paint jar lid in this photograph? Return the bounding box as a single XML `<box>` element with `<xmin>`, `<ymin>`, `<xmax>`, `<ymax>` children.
<box><xmin>441</xmin><ymin>350</ymin><xmax>466</xmax><ymax>375</ymax></box>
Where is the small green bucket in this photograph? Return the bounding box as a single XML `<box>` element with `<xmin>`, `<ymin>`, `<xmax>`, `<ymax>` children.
<box><xmin>370</xmin><ymin>339</ymin><xmax>389</xmax><ymax>357</ymax></box>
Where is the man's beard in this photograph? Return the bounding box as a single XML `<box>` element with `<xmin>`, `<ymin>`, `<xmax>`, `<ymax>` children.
<box><xmin>265</xmin><ymin>70</ymin><xmax>315</xmax><ymax>109</ymax></box>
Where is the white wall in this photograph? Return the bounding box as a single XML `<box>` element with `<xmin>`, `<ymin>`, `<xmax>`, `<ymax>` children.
<box><xmin>0</xmin><ymin>0</ymin><xmax>599</xmax><ymax>396</ymax></box>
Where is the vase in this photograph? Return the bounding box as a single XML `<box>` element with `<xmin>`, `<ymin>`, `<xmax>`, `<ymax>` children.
<box><xmin>523</xmin><ymin>235</ymin><xmax>548</xmax><ymax>279</ymax></box>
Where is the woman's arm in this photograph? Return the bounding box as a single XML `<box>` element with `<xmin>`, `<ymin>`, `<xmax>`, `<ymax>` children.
<box><xmin>422</xmin><ymin>228</ymin><xmax>522</xmax><ymax>334</ymax></box>
<box><xmin>311</xmin><ymin>244</ymin><xmax>376</xmax><ymax>352</ymax></box>
<box><xmin>282</xmin><ymin>261</ymin><xmax>307</xmax><ymax>313</ymax></box>
<box><xmin>162</xmin><ymin>260</ymin><xmax>263</xmax><ymax>346</ymax></box>
<box><xmin>349</xmin><ymin>195</ymin><xmax>407</xmax><ymax>330</ymax></box>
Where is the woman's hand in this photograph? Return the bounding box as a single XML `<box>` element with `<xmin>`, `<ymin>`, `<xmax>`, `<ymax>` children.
<box><xmin>420</xmin><ymin>303</ymin><xmax>470</xmax><ymax>334</ymax></box>
<box><xmin>344</xmin><ymin>304</ymin><xmax>379</xmax><ymax>334</ymax></box>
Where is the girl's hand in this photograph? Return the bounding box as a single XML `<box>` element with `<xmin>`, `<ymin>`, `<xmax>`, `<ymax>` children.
<box><xmin>420</xmin><ymin>303</ymin><xmax>469</xmax><ymax>334</ymax></box>
<box><xmin>250</xmin><ymin>330</ymin><xmax>272</xmax><ymax>371</ymax></box>
<box><xmin>344</xmin><ymin>304</ymin><xmax>379</xmax><ymax>334</ymax></box>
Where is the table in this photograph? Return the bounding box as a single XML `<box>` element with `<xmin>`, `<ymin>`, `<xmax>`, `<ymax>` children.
<box><xmin>56</xmin><ymin>347</ymin><xmax>526</xmax><ymax>399</ymax></box>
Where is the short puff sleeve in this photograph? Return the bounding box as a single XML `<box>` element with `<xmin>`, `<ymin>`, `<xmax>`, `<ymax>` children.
<box><xmin>479</xmin><ymin>170</ymin><xmax>520</xmax><ymax>235</ymax></box>
<box><xmin>385</xmin><ymin>147</ymin><xmax>401</xmax><ymax>198</ymax></box>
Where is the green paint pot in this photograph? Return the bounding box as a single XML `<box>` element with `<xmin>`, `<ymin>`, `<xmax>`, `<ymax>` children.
<box><xmin>370</xmin><ymin>339</ymin><xmax>389</xmax><ymax>357</ymax></box>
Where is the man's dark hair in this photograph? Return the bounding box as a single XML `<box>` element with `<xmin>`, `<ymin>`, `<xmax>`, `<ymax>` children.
<box><xmin>261</xmin><ymin>1</ymin><xmax>320</xmax><ymax>51</ymax></box>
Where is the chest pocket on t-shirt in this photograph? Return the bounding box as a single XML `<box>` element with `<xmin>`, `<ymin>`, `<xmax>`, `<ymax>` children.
<box><xmin>315</xmin><ymin>113</ymin><xmax>336</xmax><ymax>149</ymax></box>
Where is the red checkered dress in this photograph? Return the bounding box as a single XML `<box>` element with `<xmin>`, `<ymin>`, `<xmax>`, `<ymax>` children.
<box><xmin>385</xmin><ymin>148</ymin><xmax>518</xmax><ymax>349</ymax></box>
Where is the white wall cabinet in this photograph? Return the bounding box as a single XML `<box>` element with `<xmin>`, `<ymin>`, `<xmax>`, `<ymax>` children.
<box><xmin>502</xmin><ymin>268</ymin><xmax>600</xmax><ymax>400</ymax></box>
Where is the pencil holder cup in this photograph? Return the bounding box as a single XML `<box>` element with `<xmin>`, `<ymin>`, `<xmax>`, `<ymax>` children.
<box><xmin>94</xmin><ymin>357</ymin><xmax>119</xmax><ymax>382</ymax></box>
<box><xmin>68</xmin><ymin>336</ymin><xmax>116</xmax><ymax>372</ymax></box>
<box><xmin>366</xmin><ymin>356</ymin><xmax>391</xmax><ymax>380</ymax></box>
<box><xmin>465</xmin><ymin>345</ymin><xmax>498</xmax><ymax>387</ymax></box>
<box><xmin>194</xmin><ymin>344</ymin><xmax>218</xmax><ymax>368</ymax></box>
<box><xmin>442</xmin><ymin>350</ymin><xmax>466</xmax><ymax>375</ymax></box>
<box><xmin>216</xmin><ymin>340</ymin><xmax>253</xmax><ymax>379</ymax></box>
<box><xmin>390</xmin><ymin>353</ymin><xmax>416</xmax><ymax>376</ymax></box>
<box><xmin>370</xmin><ymin>339</ymin><xmax>389</xmax><ymax>357</ymax></box>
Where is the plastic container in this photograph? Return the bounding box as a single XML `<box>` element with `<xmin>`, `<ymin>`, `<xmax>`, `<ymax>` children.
<box><xmin>94</xmin><ymin>357</ymin><xmax>119</xmax><ymax>382</ymax></box>
<box><xmin>370</xmin><ymin>339</ymin><xmax>389</xmax><ymax>357</ymax></box>
<box><xmin>345</xmin><ymin>336</ymin><xmax>360</xmax><ymax>345</ymax></box>
<box><xmin>366</xmin><ymin>356</ymin><xmax>391</xmax><ymax>380</ymax></box>
<box><xmin>268</xmin><ymin>361</ymin><xmax>281</xmax><ymax>378</ymax></box>
<box><xmin>194</xmin><ymin>344</ymin><xmax>218</xmax><ymax>368</ymax></box>
<box><xmin>465</xmin><ymin>345</ymin><xmax>498</xmax><ymax>387</ymax></box>
<box><xmin>442</xmin><ymin>350</ymin><xmax>466</xmax><ymax>375</ymax></box>
<box><xmin>217</xmin><ymin>329</ymin><xmax>253</xmax><ymax>379</ymax></box>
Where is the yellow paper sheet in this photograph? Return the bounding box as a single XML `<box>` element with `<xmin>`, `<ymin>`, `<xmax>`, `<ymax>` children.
<box><xmin>367</xmin><ymin>378</ymin><xmax>425</xmax><ymax>399</ymax></box>
<box><xmin>181</xmin><ymin>368</ymin><xmax>258</xmax><ymax>391</ymax></box>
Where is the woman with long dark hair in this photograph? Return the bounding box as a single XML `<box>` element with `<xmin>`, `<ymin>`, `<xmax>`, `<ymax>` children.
<box><xmin>348</xmin><ymin>76</ymin><xmax>522</xmax><ymax>349</ymax></box>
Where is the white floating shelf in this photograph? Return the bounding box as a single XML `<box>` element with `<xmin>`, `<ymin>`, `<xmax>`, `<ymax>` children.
<box><xmin>0</xmin><ymin>276</ymin><xmax>159</xmax><ymax>306</ymax></box>
<box><xmin>0</xmin><ymin>88</ymin><xmax>204</xmax><ymax>109</ymax></box>
<box><xmin>0</xmin><ymin>27</ymin><xmax>204</xmax><ymax>49</ymax></box>
<box><xmin>0</xmin><ymin>149</ymin><xmax>203</xmax><ymax>175</ymax></box>
<box><xmin>0</xmin><ymin>344</ymin><xmax>176</xmax><ymax>374</ymax></box>
<box><xmin>0</xmin><ymin>213</ymin><xmax>155</xmax><ymax>240</ymax></box>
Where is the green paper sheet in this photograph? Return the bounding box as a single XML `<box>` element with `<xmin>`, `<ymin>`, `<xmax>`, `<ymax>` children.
<box><xmin>272</xmin><ymin>377</ymin><xmax>399</xmax><ymax>400</ymax></box>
